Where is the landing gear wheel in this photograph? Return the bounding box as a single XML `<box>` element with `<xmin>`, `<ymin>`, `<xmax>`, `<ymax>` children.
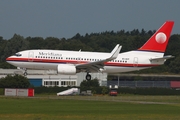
<box><xmin>23</xmin><ymin>69</ymin><xmax>27</xmax><ymax>76</ymax></box>
<box><xmin>86</xmin><ymin>74</ymin><xmax>91</xmax><ymax>81</ymax></box>
<box><xmin>24</xmin><ymin>71</ymin><xmax>27</xmax><ymax>76</ymax></box>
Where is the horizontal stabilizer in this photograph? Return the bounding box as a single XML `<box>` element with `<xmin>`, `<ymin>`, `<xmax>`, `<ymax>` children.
<box><xmin>150</xmin><ymin>55</ymin><xmax>174</xmax><ymax>61</ymax></box>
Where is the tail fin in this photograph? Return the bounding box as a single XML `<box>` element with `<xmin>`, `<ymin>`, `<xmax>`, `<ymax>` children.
<box><xmin>138</xmin><ymin>21</ymin><xmax>174</xmax><ymax>52</ymax></box>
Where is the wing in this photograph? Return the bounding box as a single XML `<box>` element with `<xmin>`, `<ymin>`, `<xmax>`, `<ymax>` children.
<box><xmin>76</xmin><ymin>44</ymin><xmax>122</xmax><ymax>72</ymax></box>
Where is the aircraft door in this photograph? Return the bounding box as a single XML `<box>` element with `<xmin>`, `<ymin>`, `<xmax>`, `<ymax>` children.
<box><xmin>133</xmin><ymin>57</ymin><xmax>138</xmax><ymax>67</ymax></box>
<box><xmin>28</xmin><ymin>51</ymin><xmax>34</xmax><ymax>62</ymax></box>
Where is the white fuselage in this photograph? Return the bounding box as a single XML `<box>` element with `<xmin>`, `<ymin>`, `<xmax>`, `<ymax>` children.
<box><xmin>6</xmin><ymin>49</ymin><xmax>165</xmax><ymax>74</ymax></box>
<box><xmin>6</xmin><ymin>21</ymin><xmax>174</xmax><ymax>76</ymax></box>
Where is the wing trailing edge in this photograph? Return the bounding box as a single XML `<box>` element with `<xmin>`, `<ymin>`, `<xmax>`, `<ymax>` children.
<box><xmin>76</xmin><ymin>44</ymin><xmax>122</xmax><ymax>72</ymax></box>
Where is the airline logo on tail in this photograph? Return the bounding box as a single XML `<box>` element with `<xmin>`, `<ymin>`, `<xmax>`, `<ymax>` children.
<box><xmin>138</xmin><ymin>21</ymin><xmax>174</xmax><ymax>52</ymax></box>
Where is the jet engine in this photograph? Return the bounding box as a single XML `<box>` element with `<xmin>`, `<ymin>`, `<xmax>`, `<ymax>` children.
<box><xmin>57</xmin><ymin>64</ymin><xmax>76</xmax><ymax>75</ymax></box>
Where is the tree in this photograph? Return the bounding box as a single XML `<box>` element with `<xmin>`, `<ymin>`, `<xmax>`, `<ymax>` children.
<box><xmin>0</xmin><ymin>38</ymin><xmax>7</xmax><ymax>62</ymax></box>
<box><xmin>0</xmin><ymin>74</ymin><xmax>30</xmax><ymax>88</ymax></box>
<box><xmin>101</xmin><ymin>86</ymin><xmax>108</xmax><ymax>95</ymax></box>
<box><xmin>26</xmin><ymin>36</ymin><xmax>44</xmax><ymax>49</ymax></box>
<box><xmin>80</xmin><ymin>79</ymin><xmax>100</xmax><ymax>88</ymax></box>
<box><xmin>72</xmin><ymin>33</ymin><xmax>81</xmax><ymax>39</ymax></box>
<box><xmin>3</xmin><ymin>34</ymin><xmax>29</xmax><ymax>61</ymax></box>
<box><xmin>43</xmin><ymin>37</ymin><xmax>60</xmax><ymax>49</ymax></box>
<box><xmin>80</xmin><ymin>79</ymin><xmax>100</xmax><ymax>94</ymax></box>
<box><xmin>140</xmin><ymin>29</ymin><xmax>146</xmax><ymax>36</ymax></box>
<box><xmin>169</xmin><ymin>56</ymin><xmax>180</xmax><ymax>73</ymax></box>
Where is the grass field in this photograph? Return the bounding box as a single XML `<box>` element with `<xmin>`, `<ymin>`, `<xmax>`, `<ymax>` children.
<box><xmin>0</xmin><ymin>95</ymin><xmax>180</xmax><ymax>120</ymax></box>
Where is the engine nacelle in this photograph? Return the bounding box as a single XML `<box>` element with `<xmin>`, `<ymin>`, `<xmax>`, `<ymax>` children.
<box><xmin>57</xmin><ymin>64</ymin><xmax>76</xmax><ymax>75</ymax></box>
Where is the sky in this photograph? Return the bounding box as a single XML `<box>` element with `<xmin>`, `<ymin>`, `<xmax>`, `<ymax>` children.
<box><xmin>0</xmin><ymin>0</ymin><xmax>180</xmax><ymax>40</ymax></box>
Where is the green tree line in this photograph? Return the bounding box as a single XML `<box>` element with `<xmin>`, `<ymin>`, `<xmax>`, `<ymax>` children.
<box><xmin>0</xmin><ymin>29</ymin><xmax>180</xmax><ymax>73</ymax></box>
<box><xmin>0</xmin><ymin>74</ymin><xmax>30</xmax><ymax>88</ymax></box>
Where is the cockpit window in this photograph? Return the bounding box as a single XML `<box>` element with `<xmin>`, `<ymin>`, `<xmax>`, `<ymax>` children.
<box><xmin>15</xmin><ymin>53</ymin><xmax>22</xmax><ymax>57</ymax></box>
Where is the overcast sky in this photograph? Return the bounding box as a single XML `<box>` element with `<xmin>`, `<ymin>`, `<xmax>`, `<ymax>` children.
<box><xmin>0</xmin><ymin>0</ymin><xmax>180</xmax><ymax>40</ymax></box>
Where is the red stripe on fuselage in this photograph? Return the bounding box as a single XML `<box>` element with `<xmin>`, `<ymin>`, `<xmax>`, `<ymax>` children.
<box><xmin>6</xmin><ymin>57</ymin><xmax>159</xmax><ymax>67</ymax></box>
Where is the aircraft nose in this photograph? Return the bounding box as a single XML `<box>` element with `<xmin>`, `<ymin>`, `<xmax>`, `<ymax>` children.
<box><xmin>6</xmin><ymin>56</ymin><xmax>13</xmax><ymax>62</ymax></box>
<box><xmin>6</xmin><ymin>57</ymin><xmax>10</xmax><ymax>61</ymax></box>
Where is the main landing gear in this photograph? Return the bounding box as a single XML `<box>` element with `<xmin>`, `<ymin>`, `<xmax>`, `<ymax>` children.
<box><xmin>85</xmin><ymin>73</ymin><xmax>91</xmax><ymax>81</ymax></box>
<box><xmin>17</xmin><ymin>67</ymin><xmax>28</xmax><ymax>76</ymax></box>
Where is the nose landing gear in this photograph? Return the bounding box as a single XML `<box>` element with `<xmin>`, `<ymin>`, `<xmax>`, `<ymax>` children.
<box><xmin>23</xmin><ymin>69</ymin><xmax>27</xmax><ymax>76</ymax></box>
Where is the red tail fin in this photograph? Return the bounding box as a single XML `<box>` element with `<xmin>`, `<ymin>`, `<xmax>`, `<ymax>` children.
<box><xmin>138</xmin><ymin>21</ymin><xmax>174</xmax><ymax>52</ymax></box>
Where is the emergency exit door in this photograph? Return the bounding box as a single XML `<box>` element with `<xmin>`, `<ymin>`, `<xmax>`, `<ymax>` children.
<box><xmin>28</xmin><ymin>51</ymin><xmax>34</xmax><ymax>62</ymax></box>
<box><xmin>133</xmin><ymin>57</ymin><xmax>138</xmax><ymax>67</ymax></box>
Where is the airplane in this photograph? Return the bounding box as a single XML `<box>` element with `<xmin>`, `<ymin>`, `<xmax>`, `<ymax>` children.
<box><xmin>6</xmin><ymin>21</ymin><xmax>174</xmax><ymax>80</ymax></box>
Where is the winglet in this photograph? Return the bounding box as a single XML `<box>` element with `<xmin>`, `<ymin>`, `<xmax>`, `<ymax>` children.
<box><xmin>107</xmin><ymin>44</ymin><xmax>122</xmax><ymax>61</ymax></box>
<box><xmin>111</xmin><ymin>44</ymin><xmax>120</xmax><ymax>54</ymax></box>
